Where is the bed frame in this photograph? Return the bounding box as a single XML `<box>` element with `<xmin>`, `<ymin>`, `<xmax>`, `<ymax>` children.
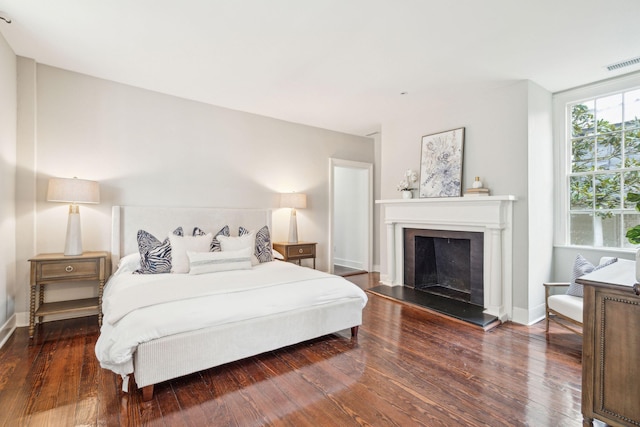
<box><xmin>110</xmin><ymin>206</ymin><xmax>362</xmax><ymax>401</ymax></box>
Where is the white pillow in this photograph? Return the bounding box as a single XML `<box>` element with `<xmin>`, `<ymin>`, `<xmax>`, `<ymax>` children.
<box><xmin>118</xmin><ymin>253</ymin><xmax>141</xmax><ymax>272</ymax></box>
<box><xmin>217</xmin><ymin>232</ymin><xmax>259</xmax><ymax>265</ymax></box>
<box><xmin>169</xmin><ymin>233</ymin><xmax>213</xmax><ymax>273</ymax></box>
<box><xmin>187</xmin><ymin>248</ymin><xmax>252</xmax><ymax>274</ymax></box>
<box><xmin>272</xmin><ymin>249</ymin><xmax>284</xmax><ymax>260</ymax></box>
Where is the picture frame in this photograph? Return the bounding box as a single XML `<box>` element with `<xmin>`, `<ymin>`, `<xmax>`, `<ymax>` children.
<box><xmin>419</xmin><ymin>127</ymin><xmax>465</xmax><ymax>198</ymax></box>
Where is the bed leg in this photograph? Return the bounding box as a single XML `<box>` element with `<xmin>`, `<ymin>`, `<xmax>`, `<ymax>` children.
<box><xmin>350</xmin><ymin>326</ymin><xmax>359</xmax><ymax>338</ymax></box>
<box><xmin>141</xmin><ymin>385</ymin><xmax>154</xmax><ymax>402</ymax></box>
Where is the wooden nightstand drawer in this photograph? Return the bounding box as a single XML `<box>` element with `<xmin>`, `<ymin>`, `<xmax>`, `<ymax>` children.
<box><xmin>285</xmin><ymin>244</ymin><xmax>315</xmax><ymax>258</ymax></box>
<box><xmin>39</xmin><ymin>259</ymin><xmax>99</xmax><ymax>280</ymax></box>
<box><xmin>273</xmin><ymin>242</ymin><xmax>317</xmax><ymax>269</ymax></box>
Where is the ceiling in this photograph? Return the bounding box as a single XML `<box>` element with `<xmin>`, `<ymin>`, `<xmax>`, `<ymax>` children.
<box><xmin>1</xmin><ymin>0</ymin><xmax>639</xmax><ymax>136</ymax></box>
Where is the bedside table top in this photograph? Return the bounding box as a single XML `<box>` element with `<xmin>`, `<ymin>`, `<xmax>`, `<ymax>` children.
<box><xmin>29</xmin><ymin>251</ymin><xmax>110</xmax><ymax>262</ymax></box>
<box><xmin>272</xmin><ymin>242</ymin><xmax>316</xmax><ymax>246</ymax></box>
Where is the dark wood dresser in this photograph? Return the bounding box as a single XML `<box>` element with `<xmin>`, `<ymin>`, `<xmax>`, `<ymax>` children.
<box><xmin>577</xmin><ymin>259</ymin><xmax>640</xmax><ymax>427</ymax></box>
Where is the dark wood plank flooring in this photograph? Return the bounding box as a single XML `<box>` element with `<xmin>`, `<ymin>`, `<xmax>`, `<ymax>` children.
<box><xmin>332</xmin><ymin>265</ymin><xmax>367</xmax><ymax>277</ymax></box>
<box><xmin>0</xmin><ymin>273</ymin><xmax>589</xmax><ymax>426</ymax></box>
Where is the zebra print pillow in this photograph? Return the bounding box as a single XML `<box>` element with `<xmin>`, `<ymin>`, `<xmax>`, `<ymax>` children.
<box><xmin>193</xmin><ymin>225</ymin><xmax>230</xmax><ymax>252</ymax></box>
<box><xmin>239</xmin><ymin>225</ymin><xmax>272</xmax><ymax>263</ymax></box>
<box><xmin>133</xmin><ymin>227</ymin><xmax>183</xmax><ymax>274</ymax></box>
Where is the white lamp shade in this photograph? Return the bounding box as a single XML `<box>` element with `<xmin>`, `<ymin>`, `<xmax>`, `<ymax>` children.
<box><xmin>280</xmin><ymin>193</ymin><xmax>307</xmax><ymax>209</ymax></box>
<box><xmin>47</xmin><ymin>177</ymin><xmax>100</xmax><ymax>204</ymax></box>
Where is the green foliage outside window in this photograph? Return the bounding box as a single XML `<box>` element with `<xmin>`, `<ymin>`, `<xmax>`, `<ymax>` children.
<box><xmin>626</xmin><ymin>192</ymin><xmax>640</xmax><ymax>244</ymax></box>
<box><xmin>568</xmin><ymin>90</ymin><xmax>640</xmax><ymax>247</ymax></box>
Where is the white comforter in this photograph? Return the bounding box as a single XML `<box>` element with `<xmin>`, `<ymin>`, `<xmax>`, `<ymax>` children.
<box><xmin>95</xmin><ymin>260</ymin><xmax>368</xmax><ymax>378</ymax></box>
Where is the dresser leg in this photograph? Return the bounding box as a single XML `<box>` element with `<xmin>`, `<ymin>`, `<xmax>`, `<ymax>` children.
<box><xmin>38</xmin><ymin>286</ymin><xmax>45</xmax><ymax>324</ymax></box>
<box><xmin>98</xmin><ymin>280</ymin><xmax>105</xmax><ymax>326</ymax></box>
<box><xmin>582</xmin><ymin>416</ymin><xmax>593</xmax><ymax>426</ymax></box>
<box><xmin>29</xmin><ymin>284</ymin><xmax>36</xmax><ymax>338</ymax></box>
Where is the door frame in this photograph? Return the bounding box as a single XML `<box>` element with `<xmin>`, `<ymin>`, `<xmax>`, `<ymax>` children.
<box><xmin>328</xmin><ymin>158</ymin><xmax>373</xmax><ymax>274</ymax></box>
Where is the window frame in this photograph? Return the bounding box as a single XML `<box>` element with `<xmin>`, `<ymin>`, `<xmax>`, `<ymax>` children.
<box><xmin>554</xmin><ymin>71</ymin><xmax>640</xmax><ymax>248</ymax></box>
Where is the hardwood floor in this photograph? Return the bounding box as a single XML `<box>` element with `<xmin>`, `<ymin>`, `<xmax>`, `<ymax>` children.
<box><xmin>332</xmin><ymin>265</ymin><xmax>368</xmax><ymax>277</ymax></box>
<box><xmin>0</xmin><ymin>273</ymin><xmax>588</xmax><ymax>426</ymax></box>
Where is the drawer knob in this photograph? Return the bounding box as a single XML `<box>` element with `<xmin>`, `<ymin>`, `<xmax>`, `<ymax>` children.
<box><xmin>634</xmin><ymin>283</ymin><xmax>640</xmax><ymax>296</ymax></box>
<box><xmin>298</xmin><ymin>248</ymin><xmax>304</xmax><ymax>254</ymax></box>
<box><xmin>65</xmin><ymin>265</ymin><xmax>74</xmax><ymax>273</ymax></box>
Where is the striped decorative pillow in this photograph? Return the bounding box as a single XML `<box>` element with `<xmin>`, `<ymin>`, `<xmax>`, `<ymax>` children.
<box><xmin>187</xmin><ymin>248</ymin><xmax>252</xmax><ymax>274</ymax></box>
<box><xmin>567</xmin><ymin>254</ymin><xmax>617</xmax><ymax>297</ymax></box>
<box><xmin>239</xmin><ymin>225</ymin><xmax>273</xmax><ymax>263</ymax></box>
<box><xmin>134</xmin><ymin>227</ymin><xmax>183</xmax><ymax>274</ymax></box>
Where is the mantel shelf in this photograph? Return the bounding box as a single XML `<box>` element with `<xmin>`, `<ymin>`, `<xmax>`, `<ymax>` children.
<box><xmin>376</xmin><ymin>195</ymin><xmax>517</xmax><ymax>205</ymax></box>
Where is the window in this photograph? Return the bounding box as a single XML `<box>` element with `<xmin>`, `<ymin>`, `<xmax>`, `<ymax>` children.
<box><xmin>566</xmin><ymin>88</ymin><xmax>640</xmax><ymax>248</ymax></box>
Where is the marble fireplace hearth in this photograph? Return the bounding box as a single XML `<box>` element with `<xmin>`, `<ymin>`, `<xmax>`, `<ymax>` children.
<box><xmin>375</xmin><ymin>196</ymin><xmax>516</xmax><ymax>324</ymax></box>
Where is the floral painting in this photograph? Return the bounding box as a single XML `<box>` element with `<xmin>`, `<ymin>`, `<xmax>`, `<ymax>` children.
<box><xmin>419</xmin><ymin>128</ymin><xmax>464</xmax><ymax>198</ymax></box>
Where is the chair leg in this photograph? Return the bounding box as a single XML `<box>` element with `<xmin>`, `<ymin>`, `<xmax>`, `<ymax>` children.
<box><xmin>545</xmin><ymin>312</ymin><xmax>550</xmax><ymax>333</ymax></box>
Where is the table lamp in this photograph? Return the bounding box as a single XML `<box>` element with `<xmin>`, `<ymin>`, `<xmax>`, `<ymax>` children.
<box><xmin>47</xmin><ymin>177</ymin><xmax>100</xmax><ymax>256</ymax></box>
<box><xmin>280</xmin><ymin>192</ymin><xmax>307</xmax><ymax>243</ymax></box>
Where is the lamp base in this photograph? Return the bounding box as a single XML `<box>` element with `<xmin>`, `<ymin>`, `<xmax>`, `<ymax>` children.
<box><xmin>288</xmin><ymin>208</ymin><xmax>299</xmax><ymax>243</ymax></box>
<box><xmin>64</xmin><ymin>207</ymin><xmax>83</xmax><ymax>256</ymax></box>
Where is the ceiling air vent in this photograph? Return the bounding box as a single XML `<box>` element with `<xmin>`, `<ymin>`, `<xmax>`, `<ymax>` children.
<box><xmin>606</xmin><ymin>56</ymin><xmax>640</xmax><ymax>71</ymax></box>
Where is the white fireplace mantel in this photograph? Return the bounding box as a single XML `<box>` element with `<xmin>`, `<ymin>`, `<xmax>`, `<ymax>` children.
<box><xmin>376</xmin><ymin>195</ymin><xmax>517</xmax><ymax>321</ymax></box>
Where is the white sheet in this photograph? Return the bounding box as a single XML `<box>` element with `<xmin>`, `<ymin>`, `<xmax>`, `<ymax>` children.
<box><xmin>95</xmin><ymin>261</ymin><xmax>368</xmax><ymax>378</ymax></box>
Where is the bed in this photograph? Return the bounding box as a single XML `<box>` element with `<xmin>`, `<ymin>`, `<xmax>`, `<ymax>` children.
<box><xmin>95</xmin><ymin>206</ymin><xmax>368</xmax><ymax>401</ymax></box>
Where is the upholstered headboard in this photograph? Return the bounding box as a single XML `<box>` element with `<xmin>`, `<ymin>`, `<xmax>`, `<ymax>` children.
<box><xmin>111</xmin><ymin>206</ymin><xmax>272</xmax><ymax>272</ymax></box>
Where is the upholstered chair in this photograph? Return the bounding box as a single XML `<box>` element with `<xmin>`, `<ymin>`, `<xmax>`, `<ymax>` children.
<box><xmin>544</xmin><ymin>255</ymin><xmax>617</xmax><ymax>335</ymax></box>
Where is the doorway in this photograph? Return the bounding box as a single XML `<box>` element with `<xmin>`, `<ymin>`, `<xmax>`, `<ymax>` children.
<box><xmin>329</xmin><ymin>158</ymin><xmax>373</xmax><ymax>275</ymax></box>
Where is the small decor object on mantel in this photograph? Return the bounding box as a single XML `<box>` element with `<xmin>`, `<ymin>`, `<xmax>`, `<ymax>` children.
<box><xmin>419</xmin><ymin>127</ymin><xmax>464</xmax><ymax>198</ymax></box>
<box><xmin>464</xmin><ymin>188</ymin><xmax>490</xmax><ymax>197</ymax></box>
<box><xmin>397</xmin><ymin>169</ymin><xmax>418</xmax><ymax>199</ymax></box>
<box><xmin>464</xmin><ymin>177</ymin><xmax>490</xmax><ymax>197</ymax></box>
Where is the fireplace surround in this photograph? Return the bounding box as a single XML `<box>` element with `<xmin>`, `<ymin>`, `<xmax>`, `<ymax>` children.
<box><xmin>377</xmin><ymin>196</ymin><xmax>516</xmax><ymax>321</ymax></box>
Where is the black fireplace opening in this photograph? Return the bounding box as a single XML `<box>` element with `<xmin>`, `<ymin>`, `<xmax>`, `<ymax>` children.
<box><xmin>369</xmin><ymin>228</ymin><xmax>496</xmax><ymax>329</ymax></box>
<box><xmin>404</xmin><ymin>228</ymin><xmax>484</xmax><ymax>307</ymax></box>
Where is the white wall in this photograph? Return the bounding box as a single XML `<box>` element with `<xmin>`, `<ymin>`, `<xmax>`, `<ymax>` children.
<box><xmin>15</xmin><ymin>62</ymin><xmax>374</xmax><ymax>321</ymax></box>
<box><xmin>0</xmin><ymin>32</ymin><xmax>17</xmax><ymax>344</ymax></box>
<box><xmin>525</xmin><ymin>81</ymin><xmax>554</xmax><ymax>324</ymax></box>
<box><xmin>378</xmin><ymin>80</ymin><xmax>551</xmax><ymax>323</ymax></box>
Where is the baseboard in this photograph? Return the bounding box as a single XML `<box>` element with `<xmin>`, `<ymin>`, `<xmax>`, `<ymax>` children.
<box><xmin>0</xmin><ymin>314</ymin><xmax>17</xmax><ymax>350</ymax></box>
<box><xmin>15</xmin><ymin>310</ymin><xmax>96</xmax><ymax>327</ymax></box>
<box><xmin>16</xmin><ymin>311</ymin><xmax>29</xmax><ymax>327</ymax></box>
<box><xmin>333</xmin><ymin>257</ymin><xmax>364</xmax><ymax>270</ymax></box>
<box><xmin>511</xmin><ymin>304</ymin><xmax>546</xmax><ymax>326</ymax></box>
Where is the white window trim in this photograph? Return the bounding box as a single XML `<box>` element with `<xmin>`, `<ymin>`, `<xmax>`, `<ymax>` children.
<box><xmin>553</xmin><ymin>71</ymin><xmax>640</xmax><ymax>247</ymax></box>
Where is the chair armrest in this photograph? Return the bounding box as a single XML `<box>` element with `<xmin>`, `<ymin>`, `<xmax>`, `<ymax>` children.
<box><xmin>543</xmin><ymin>282</ymin><xmax>570</xmax><ymax>288</ymax></box>
<box><xmin>544</xmin><ymin>282</ymin><xmax>570</xmax><ymax>301</ymax></box>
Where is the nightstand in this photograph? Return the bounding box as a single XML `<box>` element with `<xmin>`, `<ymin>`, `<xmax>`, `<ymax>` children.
<box><xmin>28</xmin><ymin>251</ymin><xmax>110</xmax><ymax>338</ymax></box>
<box><xmin>272</xmin><ymin>242</ymin><xmax>317</xmax><ymax>269</ymax></box>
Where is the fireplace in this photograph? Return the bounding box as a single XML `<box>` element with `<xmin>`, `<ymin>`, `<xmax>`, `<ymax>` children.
<box><xmin>377</xmin><ymin>196</ymin><xmax>516</xmax><ymax>321</ymax></box>
<box><xmin>404</xmin><ymin>228</ymin><xmax>484</xmax><ymax>306</ymax></box>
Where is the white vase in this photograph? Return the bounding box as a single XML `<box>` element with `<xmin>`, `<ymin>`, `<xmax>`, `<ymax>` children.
<box><xmin>472</xmin><ymin>176</ymin><xmax>483</xmax><ymax>189</ymax></box>
<box><xmin>636</xmin><ymin>249</ymin><xmax>640</xmax><ymax>282</ymax></box>
<box><xmin>402</xmin><ymin>190</ymin><xmax>412</xmax><ymax>199</ymax></box>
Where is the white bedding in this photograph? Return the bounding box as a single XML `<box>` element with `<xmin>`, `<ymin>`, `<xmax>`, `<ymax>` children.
<box><xmin>95</xmin><ymin>260</ymin><xmax>368</xmax><ymax>378</ymax></box>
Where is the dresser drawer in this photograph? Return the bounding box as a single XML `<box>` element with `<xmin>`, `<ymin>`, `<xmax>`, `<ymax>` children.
<box><xmin>286</xmin><ymin>244</ymin><xmax>315</xmax><ymax>258</ymax></box>
<box><xmin>39</xmin><ymin>259</ymin><xmax>99</xmax><ymax>280</ymax></box>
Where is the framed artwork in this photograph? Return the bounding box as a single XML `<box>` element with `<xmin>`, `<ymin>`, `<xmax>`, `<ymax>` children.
<box><xmin>419</xmin><ymin>127</ymin><xmax>464</xmax><ymax>198</ymax></box>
